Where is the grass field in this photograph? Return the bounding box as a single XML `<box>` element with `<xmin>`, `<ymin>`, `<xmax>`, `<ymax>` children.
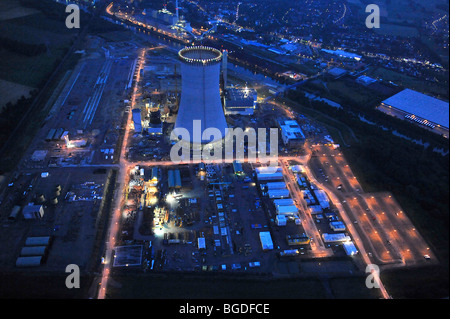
<box><xmin>0</xmin><ymin>272</ymin><xmax>94</xmax><ymax>298</ymax></box>
<box><xmin>374</xmin><ymin>24</ymin><xmax>419</xmax><ymax>37</ymax></box>
<box><xmin>0</xmin><ymin>79</ymin><xmax>34</xmax><ymax>111</ymax></box>
<box><xmin>367</xmin><ymin>67</ymin><xmax>449</xmax><ymax>99</ymax></box>
<box><xmin>106</xmin><ymin>273</ymin><xmax>377</xmax><ymax>299</ymax></box>
<box><xmin>0</xmin><ymin>9</ymin><xmax>77</xmax><ymax>89</ymax></box>
<box><xmin>0</xmin><ymin>0</ymin><xmax>39</xmax><ymax>21</ymax></box>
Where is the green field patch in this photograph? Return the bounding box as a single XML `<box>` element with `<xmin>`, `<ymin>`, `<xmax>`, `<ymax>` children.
<box><xmin>375</xmin><ymin>23</ymin><xmax>419</xmax><ymax>37</ymax></box>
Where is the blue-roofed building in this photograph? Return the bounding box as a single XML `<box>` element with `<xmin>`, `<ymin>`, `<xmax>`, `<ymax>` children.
<box><xmin>278</xmin><ymin>119</ymin><xmax>306</xmax><ymax>148</ymax></box>
<box><xmin>380</xmin><ymin>89</ymin><xmax>449</xmax><ymax>132</ymax></box>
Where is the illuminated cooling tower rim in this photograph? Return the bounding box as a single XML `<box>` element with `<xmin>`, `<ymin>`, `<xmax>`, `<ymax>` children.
<box><xmin>178</xmin><ymin>46</ymin><xmax>222</xmax><ymax>66</ymax></box>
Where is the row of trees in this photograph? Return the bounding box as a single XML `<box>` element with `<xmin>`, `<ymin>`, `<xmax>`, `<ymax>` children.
<box><xmin>0</xmin><ymin>37</ymin><xmax>47</xmax><ymax>57</ymax></box>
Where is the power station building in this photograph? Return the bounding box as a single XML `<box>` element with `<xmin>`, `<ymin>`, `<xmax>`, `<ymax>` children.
<box><xmin>224</xmin><ymin>87</ymin><xmax>257</xmax><ymax>115</ymax></box>
<box><xmin>174</xmin><ymin>46</ymin><xmax>228</xmax><ymax>145</ymax></box>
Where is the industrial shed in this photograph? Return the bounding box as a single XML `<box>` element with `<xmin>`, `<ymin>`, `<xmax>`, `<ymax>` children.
<box><xmin>267</xmin><ymin>189</ymin><xmax>290</xmax><ymax>199</ymax></box>
<box><xmin>343</xmin><ymin>241</ymin><xmax>358</xmax><ymax>256</ymax></box>
<box><xmin>276</xmin><ymin>205</ymin><xmax>298</xmax><ymax>216</ymax></box>
<box><xmin>25</xmin><ymin>236</ymin><xmax>51</xmax><ymax>246</ymax></box>
<box><xmin>273</xmin><ymin>198</ymin><xmax>295</xmax><ymax>207</ymax></box>
<box><xmin>20</xmin><ymin>246</ymin><xmax>47</xmax><ymax>257</ymax></box>
<box><xmin>262</xmin><ymin>182</ymin><xmax>287</xmax><ymax>190</ymax></box>
<box><xmin>16</xmin><ymin>256</ymin><xmax>43</xmax><ymax>268</ymax></box>
<box><xmin>381</xmin><ymin>89</ymin><xmax>449</xmax><ymax>129</ymax></box>
<box><xmin>256</xmin><ymin>172</ymin><xmax>284</xmax><ymax>181</ymax></box>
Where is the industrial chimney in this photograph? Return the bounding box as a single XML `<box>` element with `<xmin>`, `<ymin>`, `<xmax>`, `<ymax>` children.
<box><xmin>174</xmin><ymin>46</ymin><xmax>228</xmax><ymax>145</ymax></box>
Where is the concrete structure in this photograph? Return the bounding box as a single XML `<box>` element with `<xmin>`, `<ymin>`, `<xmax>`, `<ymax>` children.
<box><xmin>174</xmin><ymin>46</ymin><xmax>227</xmax><ymax>145</ymax></box>
<box><xmin>224</xmin><ymin>87</ymin><xmax>257</xmax><ymax>115</ymax></box>
<box><xmin>222</xmin><ymin>49</ymin><xmax>228</xmax><ymax>89</ymax></box>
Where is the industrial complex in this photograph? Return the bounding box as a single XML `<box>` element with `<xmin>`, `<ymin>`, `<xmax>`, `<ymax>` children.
<box><xmin>378</xmin><ymin>88</ymin><xmax>449</xmax><ymax>137</ymax></box>
<box><xmin>0</xmin><ymin>0</ymin><xmax>447</xmax><ymax>302</ymax></box>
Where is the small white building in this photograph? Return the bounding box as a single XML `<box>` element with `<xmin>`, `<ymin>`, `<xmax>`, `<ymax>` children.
<box><xmin>275</xmin><ymin>214</ymin><xmax>287</xmax><ymax>226</ymax></box>
<box><xmin>276</xmin><ymin>205</ymin><xmax>298</xmax><ymax>216</ymax></box>
<box><xmin>259</xmin><ymin>231</ymin><xmax>274</xmax><ymax>251</ymax></box>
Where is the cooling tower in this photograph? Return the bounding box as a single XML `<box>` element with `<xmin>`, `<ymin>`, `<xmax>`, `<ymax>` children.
<box><xmin>174</xmin><ymin>46</ymin><xmax>228</xmax><ymax>145</ymax></box>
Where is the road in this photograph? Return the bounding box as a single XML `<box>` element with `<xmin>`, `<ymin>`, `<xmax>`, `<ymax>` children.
<box><xmin>97</xmin><ymin>48</ymin><xmax>147</xmax><ymax>299</ymax></box>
